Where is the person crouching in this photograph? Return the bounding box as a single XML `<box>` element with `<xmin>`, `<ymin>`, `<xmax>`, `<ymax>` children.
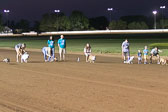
<box><xmin>84</xmin><ymin>43</ymin><xmax>91</xmax><ymax>62</ymax></box>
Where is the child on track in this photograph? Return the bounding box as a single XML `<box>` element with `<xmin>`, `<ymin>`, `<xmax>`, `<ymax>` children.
<box><xmin>143</xmin><ymin>46</ymin><xmax>149</xmax><ymax>64</ymax></box>
<box><xmin>137</xmin><ymin>50</ymin><xmax>142</xmax><ymax>64</ymax></box>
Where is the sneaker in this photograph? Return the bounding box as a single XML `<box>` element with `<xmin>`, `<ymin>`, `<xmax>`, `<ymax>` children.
<box><xmin>124</xmin><ymin>61</ymin><xmax>127</xmax><ymax>63</ymax></box>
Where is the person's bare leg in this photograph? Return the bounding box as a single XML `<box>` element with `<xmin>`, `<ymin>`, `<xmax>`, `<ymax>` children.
<box><xmin>59</xmin><ymin>53</ymin><xmax>62</xmax><ymax>61</ymax></box>
<box><xmin>85</xmin><ymin>55</ymin><xmax>89</xmax><ymax>62</ymax></box>
<box><xmin>16</xmin><ymin>53</ymin><xmax>19</xmax><ymax>63</ymax></box>
<box><xmin>63</xmin><ymin>54</ymin><xmax>65</xmax><ymax>61</ymax></box>
<box><xmin>157</xmin><ymin>55</ymin><xmax>160</xmax><ymax>64</ymax></box>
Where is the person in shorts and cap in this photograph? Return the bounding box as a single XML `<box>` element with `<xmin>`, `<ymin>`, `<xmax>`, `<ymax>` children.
<box><xmin>84</xmin><ymin>43</ymin><xmax>91</xmax><ymax>62</ymax></box>
<box><xmin>15</xmin><ymin>43</ymin><xmax>26</xmax><ymax>63</ymax></box>
<box><xmin>58</xmin><ymin>35</ymin><xmax>66</xmax><ymax>61</ymax></box>
<box><xmin>121</xmin><ymin>39</ymin><xmax>130</xmax><ymax>63</ymax></box>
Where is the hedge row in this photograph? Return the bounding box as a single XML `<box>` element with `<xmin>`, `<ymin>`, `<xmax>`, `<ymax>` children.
<box><xmin>149</xmin><ymin>43</ymin><xmax>168</xmax><ymax>49</ymax></box>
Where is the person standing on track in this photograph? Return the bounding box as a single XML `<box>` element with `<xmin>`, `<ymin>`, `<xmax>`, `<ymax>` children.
<box><xmin>47</xmin><ymin>36</ymin><xmax>55</xmax><ymax>62</ymax></box>
<box><xmin>121</xmin><ymin>39</ymin><xmax>130</xmax><ymax>63</ymax></box>
<box><xmin>58</xmin><ymin>35</ymin><xmax>66</xmax><ymax>61</ymax></box>
<box><xmin>15</xmin><ymin>43</ymin><xmax>26</xmax><ymax>63</ymax></box>
<box><xmin>143</xmin><ymin>46</ymin><xmax>149</xmax><ymax>64</ymax></box>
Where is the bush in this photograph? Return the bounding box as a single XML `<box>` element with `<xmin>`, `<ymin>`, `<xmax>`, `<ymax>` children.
<box><xmin>149</xmin><ymin>43</ymin><xmax>168</xmax><ymax>49</ymax></box>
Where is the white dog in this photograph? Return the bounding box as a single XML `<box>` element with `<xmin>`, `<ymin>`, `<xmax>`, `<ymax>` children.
<box><xmin>3</xmin><ymin>58</ymin><xmax>10</xmax><ymax>63</ymax></box>
<box><xmin>126</xmin><ymin>56</ymin><xmax>134</xmax><ymax>64</ymax></box>
<box><xmin>88</xmin><ymin>55</ymin><xmax>96</xmax><ymax>63</ymax></box>
<box><xmin>21</xmin><ymin>52</ymin><xmax>29</xmax><ymax>63</ymax></box>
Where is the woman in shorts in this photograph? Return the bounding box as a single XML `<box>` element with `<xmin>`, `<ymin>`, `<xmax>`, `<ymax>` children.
<box><xmin>15</xmin><ymin>43</ymin><xmax>26</xmax><ymax>63</ymax></box>
<box><xmin>84</xmin><ymin>43</ymin><xmax>91</xmax><ymax>62</ymax></box>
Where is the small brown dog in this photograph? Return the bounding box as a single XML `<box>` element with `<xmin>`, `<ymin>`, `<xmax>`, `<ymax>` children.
<box><xmin>160</xmin><ymin>58</ymin><xmax>168</xmax><ymax>65</ymax></box>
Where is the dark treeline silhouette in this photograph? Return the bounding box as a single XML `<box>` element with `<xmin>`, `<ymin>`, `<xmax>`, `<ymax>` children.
<box><xmin>0</xmin><ymin>10</ymin><xmax>168</xmax><ymax>33</ymax></box>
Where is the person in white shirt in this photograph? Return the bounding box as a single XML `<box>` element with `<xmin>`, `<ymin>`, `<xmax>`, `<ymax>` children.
<box><xmin>84</xmin><ymin>43</ymin><xmax>91</xmax><ymax>62</ymax></box>
<box><xmin>121</xmin><ymin>39</ymin><xmax>130</xmax><ymax>63</ymax></box>
<box><xmin>150</xmin><ymin>47</ymin><xmax>162</xmax><ymax>64</ymax></box>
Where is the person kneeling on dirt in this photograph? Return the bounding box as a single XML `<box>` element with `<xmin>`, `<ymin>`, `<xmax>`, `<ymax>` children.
<box><xmin>15</xmin><ymin>43</ymin><xmax>26</xmax><ymax>63</ymax></box>
<box><xmin>84</xmin><ymin>43</ymin><xmax>91</xmax><ymax>62</ymax></box>
<box><xmin>150</xmin><ymin>47</ymin><xmax>162</xmax><ymax>64</ymax></box>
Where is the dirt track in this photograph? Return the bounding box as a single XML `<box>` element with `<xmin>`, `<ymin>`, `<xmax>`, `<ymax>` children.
<box><xmin>0</xmin><ymin>48</ymin><xmax>168</xmax><ymax>112</ymax></box>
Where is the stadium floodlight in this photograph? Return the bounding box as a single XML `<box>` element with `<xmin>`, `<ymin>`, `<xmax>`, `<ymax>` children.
<box><xmin>160</xmin><ymin>6</ymin><xmax>166</xmax><ymax>29</ymax></box>
<box><xmin>54</xmin><ymin>10</ymin><xmax>60</xmax><ymax>13</ymax></box>
<box><xmin>107</xmin><ymin>8</ymin><xmax>113</xmax><ymax>22</ymax></box>
<box><xmin>4</xmin><ymin>9</ymin><xmax>10</xmax><ymax>13</ymax></box>
<box><xmin>107</xmin><ymin>8</ymin><xmax>113</xmax><ymax>11</ymax></box>
<box><xmin>3</xmin><ymin>9</ymin><xmax>10</xmax><ymax>28</ymax></box>
<box><xmin>160</xmin><ymin>6</ymin><xmax>166</xmax><ymax>9</ymax></box>
<box><xmin>54</xmin><ymin>10</ymin><xmax>60</xmax><ymax>31</ymax></box>
<box><xmin>152</xmin><ymin>10</ymin><xmax>157</xmax><ymax>29</ymax></box>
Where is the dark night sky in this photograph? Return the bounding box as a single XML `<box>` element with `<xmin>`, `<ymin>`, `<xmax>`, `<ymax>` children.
<box><xmin>0</xmin><ymin>0</ymin><xmax>167</xmax><ymax>22</ymax></box>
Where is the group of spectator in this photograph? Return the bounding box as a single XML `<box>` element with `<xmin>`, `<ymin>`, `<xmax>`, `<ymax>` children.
<box><xmin>121</xmin><ymin>39</ymin><xmax>162</xmax><ymax>64</ymax></box>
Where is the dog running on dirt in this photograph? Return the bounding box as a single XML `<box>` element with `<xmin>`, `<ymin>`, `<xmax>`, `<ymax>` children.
<box><xmin>160</xmin><ymin>58</ymin><xmax>168</xmax><ymax>65</ymax></box>
<box><xmin>126</xmin><ymin>56</ymin><xmax>134</xmax><ymax>64</ymax></box>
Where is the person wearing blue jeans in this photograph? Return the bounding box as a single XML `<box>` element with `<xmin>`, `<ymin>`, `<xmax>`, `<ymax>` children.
<box><xmin>42</xmin><ymin>47</ymin><xmax>51</xmax><ymax>62</ymax></box>
<box><xmin>47</xmin><ymin>36</ymin><xmax>55</xmax><ymax>61</ymax></box>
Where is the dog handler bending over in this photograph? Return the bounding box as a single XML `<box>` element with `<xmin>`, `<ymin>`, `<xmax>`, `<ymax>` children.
<box><xmin>150</xmin><ymin>47</ymin><xmax>162</xmax><ymax>64</ymax></box>
<box><xmin>15</xmin><ymin>43</ymin><xmax>26</xmax><ymax>63</ymax></box>
<box><xmin>42</xmin><ymin>47</ymin><xmax>51</xmax><ymax>62</ymax></box>
<box><xmin>121</xmin><ymin>39</ymin><xmax>130</xmax><ymax>63</ymax></box>
<box><xmin>84</xmin><ymin>43</ymin><xmax>91</xmax><ymax>62</ymax></box>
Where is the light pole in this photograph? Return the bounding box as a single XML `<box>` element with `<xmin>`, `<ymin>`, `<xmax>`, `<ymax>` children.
<box><xmin>152</xmin><ymin>10</ymin><xmax>157</xmax><ymax>29</ymax></box>
<box><xmin>107</xmin><ymin>8</ymin><xmax>113</xmax><ymax>22</ymax></box>
<box><xmin>54</xmin><ymin>10</ymin><xmax>60</xmax><ymax>31</ymax></box>
<box><xmin>160</xmin><ymin>6</ymin><xmax>166</xmax><ymax>29</ymax></box>
<box><xmin>4</xmin><ymin>9</ymin><xmax>10</xmax><ymax>27</ymax></box>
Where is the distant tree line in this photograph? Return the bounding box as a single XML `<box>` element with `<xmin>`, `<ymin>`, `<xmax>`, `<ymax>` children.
<box><xmin>0</xmin><ymin>10</ymin><xmax>168</xmax><ymax>33</ymax></box>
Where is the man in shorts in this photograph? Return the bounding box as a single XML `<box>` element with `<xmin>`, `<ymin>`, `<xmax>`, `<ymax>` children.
<box><xmin>58</xmin><ymin>35</ymin><xmax>66</xmax><ymax>61</ymax></box>
<box><xmin>121</xmin><ymin>39</ymin><xmax>130</xmax><ymax>63</ymax></box>
<box><xmin>150</xmin><ymin>47</ymin><xmax>161</xmax><ymax>64</ymax></box>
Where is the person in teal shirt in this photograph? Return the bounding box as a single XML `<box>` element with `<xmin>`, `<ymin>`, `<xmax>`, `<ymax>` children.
<box><xmin>47</xmin><ymin>36</ymin><xmax>55</xmax><ymax>61</ymax></box>
<box><xmin>143</xmin><ymin>46</ymin><xmax>149</xmax><ymax>64</ymax></box>
<box><xmin>58</xmin><ymin>35</ymin><xmax>66</xmax><ymax>61</ymax></box>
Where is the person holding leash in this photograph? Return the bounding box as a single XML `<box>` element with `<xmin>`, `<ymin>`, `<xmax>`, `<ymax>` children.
<box><xmin>150</xmin><ymin>47</ymin><xmax>162</xmax><ymax>64</ymax></box>
<box><xmin>15</xmin><ymin>43</ymin><xmax>26</xmax><ymax>63</ymax></box>
<box><xmin>84</xmin><ymin>43</ymin><xmax>91</xmax><ymax>62</ymax></box>
<box><xmin>58</xmin><ymin>35</ymin><xmax>66</xmax><ymax>61</ymax></box>
<box><xmin>121</xmin><ymin>39</ymin><xmax>130</xmax><ymax>63</ymax></box>
<box><xmin>47</xmin><ymin>36</ymin><xmax>55</xmax><ymax>62</ymax></box>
